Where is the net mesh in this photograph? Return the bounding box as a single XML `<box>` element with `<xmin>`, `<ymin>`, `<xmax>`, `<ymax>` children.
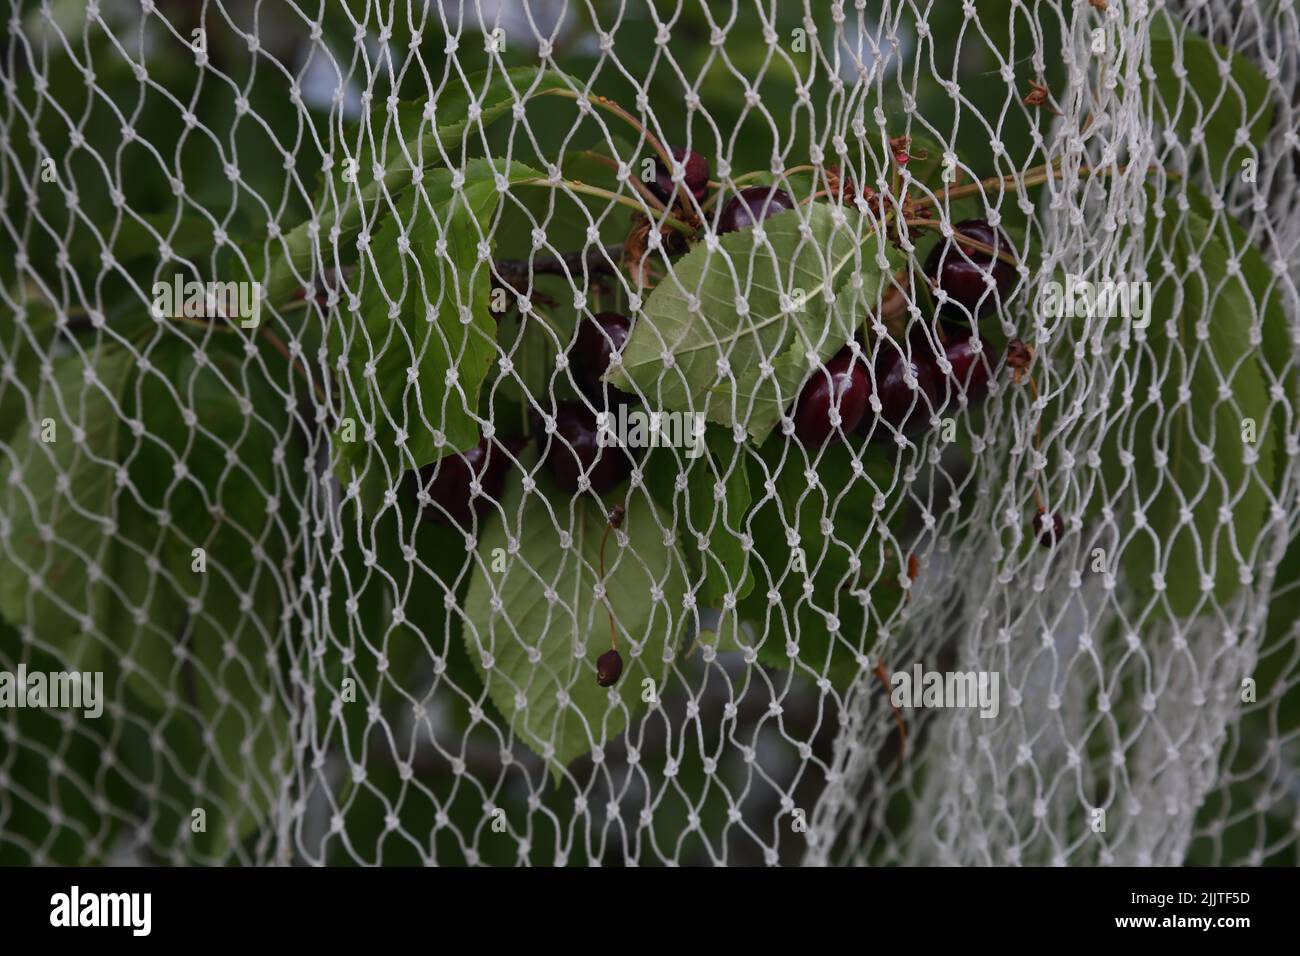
<box><xmin>0</xmin><ymin>0</ymin><xmax>1297</xmax><ymax>867</ymax></box>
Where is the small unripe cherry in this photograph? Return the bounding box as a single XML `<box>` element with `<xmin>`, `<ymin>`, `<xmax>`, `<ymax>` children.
<box><xmin>792</xmin><ymin>346</ymin><xmax>870</xmax><ymax>446</ymax></box>
<box><xmin>596</xmin><ymin>648</ymin><xmax>624</xmax><ymax>687</ymax></box>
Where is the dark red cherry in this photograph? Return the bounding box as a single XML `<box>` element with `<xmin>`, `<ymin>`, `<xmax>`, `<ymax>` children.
<box><xmin>866</xmin><ymin>350</ymin><xmax>941</xmax><ymax>440</ymax></box>
<box><xmin>541</xmin><ymin>401</ymin><xmax>635</xmax><ymax>494</ymax></box>
<box><xmin>415</xmin><ymin>434</ymin><xmax>524</xmax><ymax>527</ymax></box>
<box><xmin>942</xmin><ymin>333</ymin><xmax>991</xmax><ymax>404</ymax></box>
<box><xmin>651</xmin><ymin>147</ymin><xmax>710</xmax><ymax>205</ymax></box>
<box><xmin>571</xmin><ymin>312</ymin><xmax>635</xmax><ymax>405</ymax></box>
<box><xmin>717</xmin><ymin>186</ymin><xmax>796</xmax><ymax>234</ymax></box>
<box><xmin>792</xmin><ymin>346</ymin><xmax>870</xmax><ymax>445</ymax></box>
<box><xmin>923</xmin><ymin>218</ymin><xmax>1017</xmax><ymax>326</ymax></box>
<box><xmin>596</xmin><ymin>648</ymin><xmax>624</xmax><ymax>687</ymax></box>
<box><xmin>1033</xmin><ymin>511</ymin><xmax>1064</xmax><ymax>548</ymax></box>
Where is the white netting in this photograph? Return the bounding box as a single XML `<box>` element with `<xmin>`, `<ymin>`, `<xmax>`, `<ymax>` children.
<box><xmin>0</xmin><ymin>0</ymin><xmax>1296</xmax><ymax>867</ymax></box>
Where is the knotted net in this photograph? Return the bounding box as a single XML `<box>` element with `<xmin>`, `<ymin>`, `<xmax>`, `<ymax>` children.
<box><xmin>0</xmin><ymin>0</ymin><xmax>1296</xmax><ymax>866</ymax></box>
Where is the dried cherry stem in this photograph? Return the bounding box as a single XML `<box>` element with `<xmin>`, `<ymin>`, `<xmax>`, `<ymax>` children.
<box><xmin>544</xmin><ymin>89</ymin><xmax>674</xmax><ymax>170</ymax></box>
<box><xmin>873</xmin><ymin>660</ymin><xmax>906</xmax><ymax>771</ymax></box>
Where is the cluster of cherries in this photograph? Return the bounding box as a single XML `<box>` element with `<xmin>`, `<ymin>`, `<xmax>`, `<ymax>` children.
<box><xmin>793</xmin><ymin>218</ymin><xmax>1014</xmax><ymax>447</ymax></box>
<box><xmin>412</xmin><ymin>149</ymin><xmax>1056</xmax><ymax>547</ymax></box>
<box><xmin>408</xmin><ymin>148</ymin><xmax>1063</xmax><ymax>689</ymax></box>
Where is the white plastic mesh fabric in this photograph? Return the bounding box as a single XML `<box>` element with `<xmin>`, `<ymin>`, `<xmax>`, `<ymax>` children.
<box><xmin>0</xmin><ymin>0</ymin><xmax>1296</xmax><ymax>867</ymax></box>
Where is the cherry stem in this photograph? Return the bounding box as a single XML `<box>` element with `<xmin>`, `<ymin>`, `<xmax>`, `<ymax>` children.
<box><xmin>576</xmin><ymin>149</ymin><xmax>668</xmax><ymax>212</ymax></box>
<box><xmin>544</xmin><ymin>89</ymin><xmax>674</xmax><ymax>170</ymax></box>
<box><xmin>599</xmin><ymin>511</ymin><xmax>621</xmax><ymax>651</ymax></box>
<box><xmin>518</xmin><ymin>178</ymin><xmax>694</xmax><ymax>235</ymax></box>
<box><xmin>702</xmin><ymin>165</ymin><xmax>818</xmax><ymax>210</ymax></box>
<box><xmin>719</xmin><ymin>164</ymin><xmax>816</xmax><ymax>191</ymax></box>
<box><xmin>156</xmin><ymin>298</ymin><xmax>325</xmax><ymax>407</ymax></box>
<box><xmin>902</xmin><ymin>219</ymin><xmax>1021</xmax><ymax>269</ymax></box>
<box><xmin>168</xmin><ymin>312</ymin><xmax>240</xmax><ymax>333</ymax></box>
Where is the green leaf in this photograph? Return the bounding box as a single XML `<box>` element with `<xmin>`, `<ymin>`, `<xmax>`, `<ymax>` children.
<box><xmin>0</xmin><ymin>617</ymin><xmax>134</xmax><ymax>864</ymax></box>
<box><xmin>0</xmin><ymin>295</ymin><xmax>56</xmax><ymax>446</ymax></box>
<box><xmin>316</xmin><ymin>490</ymin><xmax>483</xmax><ymax>767</ymax></box>
<box><xmin>0</xmin><ymin>344</ymin><xmax>136</xmax><ymax>669</ymax></box>
<box><xmin>1100</xmin><ymin>195</ymin><xmax>1277</xmax><ymax>617</ymax></box>
<box><xmin>491</xmin><ymin>144</ymin><xmax>634</xmax><ymax>265</ymax></box>
<box><xmin>1180</xmin><ymin>184</ymin><xmax>1296</xmax><ymax>490</ymax></box>
<box><xmin>642</xmin><ymin>424</ymin><xmax>752</xmax><ymax>607</ymax></box>
<box><xmin>462</xmin><ymin>473</ymin><xmax>686</xmax><ymax>777</ymax></box>
<box><xmin>0</xmin><ymin>333</ymin><xmax>302</xmax><ymax>858</ymax></box>
<box><xmin>1148</xmin><ymin>14</ymin><xmax>1274</xmax><ymax>182</ymax></box>
<box><xmin>609</xmin><ymin>205</ymin><xmax>904</xmax><ymax>444</ymax></box>
<box><xmin>737</xmin><ymin>439</ymin><xmax>903</xmax><ymax>690</ymax></box>
<box><xmin>121</xmin><ymin>334</ymin><xmax>301</xmax><ymax>857</ymax></box>
<box><xmin>692</xmin><ymin>608</ymin><xmax>758</xmax><ymax>655</ymax></box>
<box><xmin>329</xmin><ymin>158</ymin><xmax>540</xmax><ymax>512</ymax></box>
<box><xmin>264</xmin><ymin>66</ymin><xmax>572</xmax><ymax>304</ymax></box>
